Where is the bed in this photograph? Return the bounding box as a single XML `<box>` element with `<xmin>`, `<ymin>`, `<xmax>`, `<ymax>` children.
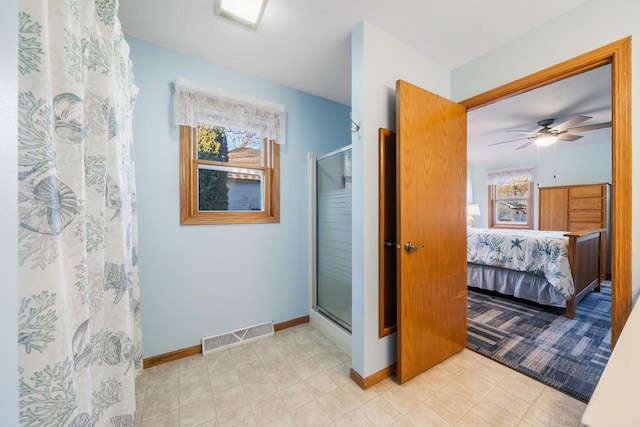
<box><xmin>467</xmin><ymin>227</ymin><xmax>603</xmax><ymax>318</ymax></box>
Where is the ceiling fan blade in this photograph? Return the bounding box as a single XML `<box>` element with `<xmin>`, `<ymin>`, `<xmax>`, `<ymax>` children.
<box><xmin>551</xmin><ymin>115</ymin><xmax>592</xmax><ymax>132</ymax></box>
<box><xmin>505</xmin><ymin>130</ymin><xmax>539</xmax><ymax>134</ymax></box>
<box><xmin>558</xmin><ymin>134</ymin><xmax>583</xmax><ymax>142</ymax></box>
<box><xmin>516</xmin><ymin>140</ymin><xmax>535</xmax><ymax>150</ymax></box>
<box><xmin>566</xmin><ymin>121</ymin><xmax>612</xmax><ymax>133</ymax></box>
<box><xmin>488</xmin><ymin>136</ymin><xmax>533</xmax><ymax>146</ymax></box>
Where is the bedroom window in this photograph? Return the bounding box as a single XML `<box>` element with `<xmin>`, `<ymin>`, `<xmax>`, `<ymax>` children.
<box><xmin>180</xmin><ymin>125</ymin><xmax>279</xmax><ymax>224</ymax></box>
<box><xmin>173</xmin><ymin>78</ymin><xmax>285</xmax><ymax>225</ymax></box>
<box><xmin>487</xmin><ymin>167</ymin><xmax>534</xmax><ymax>229</ymax></box>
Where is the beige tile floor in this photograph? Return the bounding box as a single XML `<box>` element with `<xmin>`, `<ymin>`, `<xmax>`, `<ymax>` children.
<box><xmin>136</xmin><ymin>323</ymin><xmax>586</xmax><ymax>426</ymax></box>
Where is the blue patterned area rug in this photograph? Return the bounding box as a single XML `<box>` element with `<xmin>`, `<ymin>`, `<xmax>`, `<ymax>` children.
<box><xmin>467</xmin><ymin>283</ymin><xmax>611</xmax><ymax>402</ymax></box>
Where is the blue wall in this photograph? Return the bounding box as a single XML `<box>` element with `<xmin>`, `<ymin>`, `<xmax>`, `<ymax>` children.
<box><xmin>469</xmin><ymin>140</ymin><xmax>612</xmax><ymax>229</ymax></box>
<box><xmin>1</xmin><ymin>0</ymin><xmax>18</xmax><ymax>423</ymax></box>
<box><xmin>127</xmin><ymin>37</ymin><xmax>351</xmax><ymax>357</ymax></box>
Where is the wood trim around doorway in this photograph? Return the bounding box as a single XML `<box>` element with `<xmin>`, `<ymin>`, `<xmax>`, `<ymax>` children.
<box><xmin>378</xmin><ymin>128</ymin><xmax>398</xmax><ymax>338</ymax></box>
<box><xmin>459</xmin><ymin>37</ymin><xmax>632</xmax><ymax>347</ymax></box>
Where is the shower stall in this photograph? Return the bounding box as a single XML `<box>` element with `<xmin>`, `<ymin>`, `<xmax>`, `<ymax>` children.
<box><xmin>312</xmin><ymin>146</ymin><xmax>352</xmax><ymax>334</ymax></box>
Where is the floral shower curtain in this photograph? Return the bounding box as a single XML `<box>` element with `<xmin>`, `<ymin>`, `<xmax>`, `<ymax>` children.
<box><xmin>17</xmin><ymin>0</ymin><xmax>141</xmax><ymax>425</ymax></box>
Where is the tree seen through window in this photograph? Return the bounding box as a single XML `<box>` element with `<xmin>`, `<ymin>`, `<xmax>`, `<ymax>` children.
<box><xmin>197</xmin><ymin>126</ymin><xmax>229</xmax><ymax>211</ymax></box>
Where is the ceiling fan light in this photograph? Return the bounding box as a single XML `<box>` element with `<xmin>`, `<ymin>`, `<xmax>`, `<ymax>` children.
<box><xmin>215</xmin><ymin>0</ymin><xmax>268</xmax><ymax>30</ymax></box>
<box><xmin>535</xmin><ymin>135</ymin><xmax>558</xmax><ymax>146</ymax></box>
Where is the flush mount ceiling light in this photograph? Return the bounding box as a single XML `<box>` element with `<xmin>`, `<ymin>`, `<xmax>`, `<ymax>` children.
<box><xmin>534</xmin><ymin>134</ymin><xmax>558</xmax><ymax>147</ymax></box>
<box><xmin>215</xmin><ymin>0</ymin><xmax>268</xmax><ymax>30</ymax></box>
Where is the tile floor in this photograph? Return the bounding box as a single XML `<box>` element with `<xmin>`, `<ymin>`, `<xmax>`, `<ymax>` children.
<box><xmin>136</xmin><ymin>323</ymin><xmax>586</xmax><ymax>426</ymax></box>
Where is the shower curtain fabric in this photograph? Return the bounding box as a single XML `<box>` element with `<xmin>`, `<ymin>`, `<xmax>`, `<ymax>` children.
<box><xmin>17</xmin><ymin>0</ymin><xmax>141</xmax><ymax>426</ymax></box>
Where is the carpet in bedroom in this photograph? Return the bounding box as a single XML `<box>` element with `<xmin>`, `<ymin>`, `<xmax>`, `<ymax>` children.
<box><xmin>466</xmin><ymin>282</ymin><xmax>611</xmax><ymax>403</ymax></box>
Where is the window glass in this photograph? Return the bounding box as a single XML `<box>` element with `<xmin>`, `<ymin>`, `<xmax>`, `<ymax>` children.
<box><xmin>198</xmin><ymin>166</ymin><xmax>264</xmax><ymax>212</ymax></box>
<box><xmin>181</xmin><ymin>124</ymin><xmax>279</xmax><ymax>224</ymax></box>
<box><xmin>495</xmin><ymin>181</ymin><xmax>529</xmax><ymax>199</ymax></box>
<box><xmin>489</xmin><ymin>181</ymin><xmax>532</xmax><ymax>229</ymax></box>
<box><xmin>197</xmin><ymin>126</ymin><xmax>229</xmax><ymax>162</ymax></box>
<box><xmin>225</xmin><ymin>130</ymin><xmax>264</xmax><ymax>167</ymax></box>
<box><xmin>494</xmin><ymin>200</ymin><xmax>528</xmax><ymax>224</ymax></box>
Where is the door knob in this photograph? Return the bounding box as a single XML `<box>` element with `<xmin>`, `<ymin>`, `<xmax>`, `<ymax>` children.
<box><xmin>404</xmin><ymin>241</ymin><xmax>424</xmax><ymax>253</ymax></box>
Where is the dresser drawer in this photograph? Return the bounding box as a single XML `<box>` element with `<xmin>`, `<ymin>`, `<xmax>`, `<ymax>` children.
<box><xmin>571</xmin><ymin>197</ymin><xmax>603</xmax><ymax>210</ymax></box>
<box><xmin>570</xmin><ymin>222</ymin><xmax>604</xmax><ymax>232</ymax></box>
<box><xmin>570</xmin><ymin>210</ymin><xmax>603</xmax><ymax>223</ymax></box>
<box><xmin>570</xmin><ymin>185</ymin><xmax>604</xmax><ymax>198</ymax></box>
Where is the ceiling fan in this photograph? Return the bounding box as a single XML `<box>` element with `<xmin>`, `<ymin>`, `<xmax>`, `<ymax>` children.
<box><xmin>489</xmin><ymin>115</ymin><xmax>611</xmax><ymax>150</ymax></box>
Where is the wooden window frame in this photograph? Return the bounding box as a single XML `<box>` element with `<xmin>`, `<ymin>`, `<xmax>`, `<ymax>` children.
<box><xmin>180</xmin><ymin>125</ymin><xmax>280</xmax><ymax>225</ymax></box>
<box><xmin>488</xmin><ymin>181</ymin><xmax>533</xmax><ymax>230</ymax></box>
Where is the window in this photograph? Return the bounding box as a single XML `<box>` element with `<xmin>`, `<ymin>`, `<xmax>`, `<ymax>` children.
<box><xmin>487</xmin><ymin>166</ymin><xmax>534</xmax><ymax>229</ymax></box>
<box><xmin>173</xmin><ymin>77</ymin><xmax>285</xmax><ymax>225</ymax></box>
<box><xmin>180</xmin><ymin>125</ymin><xmax>279</xmax><ymax>224</ymax></box>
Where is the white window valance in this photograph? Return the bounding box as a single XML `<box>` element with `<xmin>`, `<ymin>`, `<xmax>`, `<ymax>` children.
<box><xmin>487</xmin><ymin>165</ymin><xmax>535</xmax><ymax>185</ymax></box>
<box><xmin>173</xmin><ymin>77</ymin><xmax>286</xmax><ymax>145</ymax></box>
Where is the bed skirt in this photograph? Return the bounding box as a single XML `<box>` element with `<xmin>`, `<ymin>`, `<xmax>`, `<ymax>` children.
<box><xmin>467</xmin><ymin>263</ymin><xmax>567</xmax><ymax>308</ymax></box>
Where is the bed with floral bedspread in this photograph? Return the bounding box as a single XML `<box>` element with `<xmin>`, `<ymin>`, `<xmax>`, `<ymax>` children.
<box><xmin>467</xmin><ymin>227</ymin><xmax>603</xmax><ymax>318</ymax></box>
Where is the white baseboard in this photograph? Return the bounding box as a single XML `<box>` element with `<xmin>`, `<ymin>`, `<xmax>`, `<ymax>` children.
<box><xmin>309</xmin><ymin>308</ymin><xmax>352</xmax><ymax>355</ymax></box>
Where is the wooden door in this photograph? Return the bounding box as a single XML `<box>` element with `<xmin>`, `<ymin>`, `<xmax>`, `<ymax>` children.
<box><xmin>396</xmin><ymin>80</ymin><xmax>467</xmax><ymax>383</ymax></box>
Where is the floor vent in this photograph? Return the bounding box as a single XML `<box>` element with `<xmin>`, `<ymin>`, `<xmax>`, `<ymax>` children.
<box><xmin>202</xmin><ymin>321</ymin><xmax>274</xmax><ymax>355</ymax></box>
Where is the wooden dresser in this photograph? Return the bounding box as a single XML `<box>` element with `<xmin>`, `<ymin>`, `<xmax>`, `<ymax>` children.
<box><xmin>539</xmin><ymin>182</ymin><xmax>610</xmax><ymax>279</ymax></box>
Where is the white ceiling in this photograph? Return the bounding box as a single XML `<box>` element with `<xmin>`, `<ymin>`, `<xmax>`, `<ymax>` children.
<box><xmin>118</xmin><ymin>0</ymin><xmax>591</xmax><ymax>106</ymax></box>
<box><xmin>119</xmin><ymin>0</ymin><xmax>610</xmax><ymax>163</ymax></box>
<box><xmin>468</xmin><ymin>64</ymin><xmax>612</xmax><ymax>164</ymax></box>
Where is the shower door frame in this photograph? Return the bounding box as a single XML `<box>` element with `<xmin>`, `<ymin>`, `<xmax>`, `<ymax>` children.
<box><xmin>312</xmin><ymin>145</ymin><xmax>353</xmax><ymax>333</ymax></box>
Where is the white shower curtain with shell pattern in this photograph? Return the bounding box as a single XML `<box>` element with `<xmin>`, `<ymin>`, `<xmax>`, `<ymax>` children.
<box><xmin>17</xmin><ymin>0</ymin><xmax>142</xmax><ymax>425</ymax></box>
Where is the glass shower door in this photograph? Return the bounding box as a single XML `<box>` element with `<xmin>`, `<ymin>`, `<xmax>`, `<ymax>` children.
<box><xmin>316</xmin><ymin>146</ymin><xmax>352</xmax><ymax>332</ymax></box>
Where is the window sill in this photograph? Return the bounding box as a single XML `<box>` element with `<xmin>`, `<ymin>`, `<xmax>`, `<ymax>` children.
<box><xmin>180</xmin><ymin>212</ymin><xmax>280</xmax><ymax>225</ymax></box>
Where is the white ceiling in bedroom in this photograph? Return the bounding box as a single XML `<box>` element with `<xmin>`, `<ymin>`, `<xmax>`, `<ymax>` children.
<box><xmin>467</xmin><ymin>64</ymin><xmax>612</xmax><ymax>164</ymax></box>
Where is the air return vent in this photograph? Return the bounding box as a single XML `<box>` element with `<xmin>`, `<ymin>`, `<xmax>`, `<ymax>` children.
<box><xmin>202</xmin><ymin>321</ymin><xmax>274</xmax><ymax>355</ymax></box>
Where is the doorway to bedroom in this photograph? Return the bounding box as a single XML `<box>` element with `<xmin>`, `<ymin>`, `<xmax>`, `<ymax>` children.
<box><xmin>461</xmin><ymin>38</ymin><xmax>631</xmax><ymax>401</ymax></box>
<box><xmin>462</xmin><ymin>37</ymin><xmax>631</xmax><ymax>347</ymax></box>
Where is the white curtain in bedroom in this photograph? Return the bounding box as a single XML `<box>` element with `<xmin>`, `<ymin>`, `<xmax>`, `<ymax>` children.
<box><xmin>17</xmin><ymin>0</ymin><xmax>141</xmax><ymax>425</ymax></box>
<box><xmin>487</xmin><ymin>165</ymin><xmax>536</xmax><ymax>185</ymax></box>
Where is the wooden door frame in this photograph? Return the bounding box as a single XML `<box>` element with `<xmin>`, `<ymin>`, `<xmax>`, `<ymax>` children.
<box><xmin>378</xmin><ymin>128</ymin><xmax>397</xmax><ymax>338</ymax></box>
<box><xmin>459</xmin><ymin>37</ymin><xmax>632</xmax><ymax>347</ymax></box>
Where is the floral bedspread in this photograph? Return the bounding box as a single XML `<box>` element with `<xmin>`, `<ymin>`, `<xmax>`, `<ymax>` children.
<box><xmin>467</xmin><ymin>228</ymin><xmax>574</xmax><ymax>300</ymax></box>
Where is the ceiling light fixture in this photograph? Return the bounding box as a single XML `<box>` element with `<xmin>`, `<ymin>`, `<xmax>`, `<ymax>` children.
<box><xmin>534</xmin><ymin>134</ymin><xmax>558</xmax><ymax>146</ymax></box>
<box><xmin>215</xmin><ymin>0</ymin><xmax>268</xmax><ymax>30</ymax></box>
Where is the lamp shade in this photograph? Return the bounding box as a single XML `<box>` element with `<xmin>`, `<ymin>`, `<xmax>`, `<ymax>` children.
<box><xmin>467</xmin><ymin>204</ymin><xmax>481</xmax><ymax>217</ymax></box>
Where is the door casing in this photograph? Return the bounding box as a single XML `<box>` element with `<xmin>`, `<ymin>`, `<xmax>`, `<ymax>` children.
<box><xmin>459</xmin><ymin>37</ymin><xmax>632</xmax><ymax>347</ymax></box>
